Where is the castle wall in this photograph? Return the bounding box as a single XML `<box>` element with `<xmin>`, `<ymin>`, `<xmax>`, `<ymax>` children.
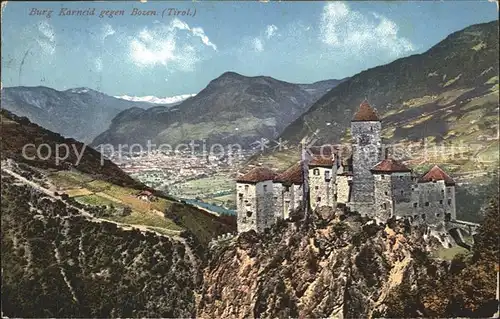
<box><xmin>272</xmin><ymin>182</ymin><xmax>284</xmax><ymax>221</ymax></box>
<box><xmin>236</xmin><ymin>182</ymin><xmax>258</xmax><ymax>233</ymax></box>
<box><xmin>373</xmin><ymin>173</ymin><xmax>394</xmax><ymax>221</ymax></box>
<box><xmin>417</xmin><ymin>180</ymin><xmax>448</xmax><ymax>225</ymax></box>
<box><xmin>445</xmin><ymin>185</ymin><xmax>456</xmax><ymax>220</ymax></box>
<box><xmin>236</xmin><ymin>180</ymin><xmax>275</xmax><ymax>233</ymax></box>
<box><xmin>350</xmin><ymin>121</ymin><xmax>382</xmax><ymax>211</ymax></box>
<box><xmin>255</xmin><ymin>180</ymin><xmax>275</xmax><ymax>231</ymax></box>
<box><xmin>336</xmin><ymin>175</ymin><xmax>351</xmax><ymax>204</ymax></box>
<box><xmin>309</xmin><ymin>166</ymin><xmax>337</xmax><ymax>210</ymax></box>
<box><xmin>284</xmin><ymin>184</ymin><xmax>303</xmax><ymax>219</ymax></box>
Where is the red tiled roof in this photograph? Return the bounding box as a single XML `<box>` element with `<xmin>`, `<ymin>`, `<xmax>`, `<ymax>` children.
<box><xmin>352</xmin><ymin>100</ymin><xmax>380</xmax><ymax>122</ymax></box>
<box><xmin>371</xmin><ymin>158</ymin><xmax>411</xmax><ymax>173</ymax></box>
<box><xmin>139</xmin><ymin>190</ymin><xmax>153</xmax><ymax>196</ymax></box>
<box><xmin>274</xmin><ymin>162</ymin><xmax>303</xmax><ymax>184</ymax></box>
<box><xmin>418</xmin><ymin>165</ymin><xmax>456</xmax><ymax>186</ymax></box>
<box><xmin>309</xmin><ymin>155</ymin><xmax>335</xmax><ymax>167</ymax></box>
<box><xmin>236</xmin><ymin>167</ymin><xmax>276</xmax><ymax>183</ymax></box>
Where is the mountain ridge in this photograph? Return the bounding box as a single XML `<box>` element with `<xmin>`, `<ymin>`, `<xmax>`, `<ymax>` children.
<box><xmin>92</xmin><ymin>73</ymin><xmax>346</xmax><ymax>148</ymax></box>
<box><xmin>1</xmin><ymin>85</ymin><xmax>158</xmax><ymax>143</ymax></box>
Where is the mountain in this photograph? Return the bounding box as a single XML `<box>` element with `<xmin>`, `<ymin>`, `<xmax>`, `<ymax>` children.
<box><xmin>280</xmin><ymin>21</ymin><xmax>499</xmax><ymax>157</ymax></box>
<box><xmin>0</xmin><ymin>86</ymin><xmax>157</xmax><ymax>143</ymax></box>
<box><xmin>114</xmin><ymin>93</ymin><xmax>196</xmax><ymax>105</ymax></box>
<box><xmin>92</xmin><ymin>73</ymin><xmax>346</xmax><ymax>148</ymax></box>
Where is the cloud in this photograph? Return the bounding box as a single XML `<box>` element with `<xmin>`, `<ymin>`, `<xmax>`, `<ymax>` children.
<box><xmin>128</xmin><ymin>18</ymin><xmax>216</xmax><ymax>70</ymax></box>
<box><xmin>35</xmin><ymin>21</ymin><xmax>56</xmax><ymax>55</ymax></box>
<box><xmin>252</xmin><ymin>38</ymin><xmax>264</xmax><ymax>52</ymax></box>
<box><xmin>265</xmin><ymin>24</ymin><xmax>278</xmax><ymax>39</ymax></box>
<box><xmin>95</xmin><ymin>57</ymin><xmax>103</xmax><ymax>72</ymax></box>
<box><xmin>101</xmin><ymin>24</ymin><xmax>115</xmax><ymax>42</ymax></box>
<box><xmin>319</xmin><ymin>2</ymin><xmax>414</xmax><ymax>57</ymax></box>
<box><xmin>248</xmin><ymin>24</ymin><xmax>280</xmax><ymax>53</ymax></box>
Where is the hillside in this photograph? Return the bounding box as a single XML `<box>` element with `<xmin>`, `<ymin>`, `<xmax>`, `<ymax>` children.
<box><xmin>278</xmin><ymin>21</ymin><xmax>499</xmax><ymax>174</ymax></box>
<box><xmin>0</xmin><ymin>86</ymin><xmax>158</xmax><ymax>143</ymax></box>
<box><xmin>92</xmin><ymin>73</ymin><xmax>345</xmax><ymax>148</ymax></box>
<box><xmin>1</xmin><ymin>174</ymin><xmax>199</xmax><ymax>317</ymax></box>
<box><xmin>0</xmin><ymin>109</ymin><xmax>235</xmax><ymax>245</ymax></box>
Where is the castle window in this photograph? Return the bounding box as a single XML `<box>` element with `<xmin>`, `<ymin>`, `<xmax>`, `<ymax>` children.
<box><xmin>400</xmin><ymin>190</ymin><xmax>404</xmax><ymax>195</ymax></box>
<box><xmin>384</xmin><ymin>191</ymin><xmax>388</xmax><ymax>196</ymax></box>
<box><xmin>414</xmin><ymin>215</ymin><xmax>418</xmax><ymax>219</ymax></box>
<box><xmin>383</xmin><ymin>203</ymin><xmax>387</xmax><ymax>210</ymax></box>
<box><xmin>263</xmin><ymin>185</ymin><xmax>268</xmax><ymax>192</ymax></box>
<box><xmin>315</xmin><ymin>186</ymin><xmax>319</xmax><ymax>190</ymax></box>
<box><xmin>413</xmin><ymin>203</ymin><xmax>418</xmax><ymax>208</ymax></box>
<box><xmin>425</xmin><ymin>202</ymin><xmax>429</xmax><ymax>206</ymax></box>
<box><xmin>313</xmin><ymin>169</ymin><xmax>320</xmax><ymax>176</ymax></box>
<box><xmin>246</xmin><ymin>211</ymin><xmax>253</xmax><ymax>217</ymax></box>
<box><xmin>239</xmin><ymin>193</ymin><xmax>243</xmax><ymax>198</ymax></box>
<box><xmin>441</xmin><ymin>190</ymin><xmax>444</xmax><ymax>194</ymax></box>
<box><xmin>421</xmin><ymin>214</ymin><xmax>426</xmax><ymax>220</ymax></box>
<box><xmin>399</xmin><ymin>176</ymin><xmax>403</xmax><ymax>180</ymax></box>
<box><xmin>284</xmin><ymin>186</ymin><xmax>290</xmax><ymax>192</ymax></box>
<box><xmin>325</xmin><ymin>171</ymin><xmax>331</xmax><ymax>181</ymax></box>
<box><xmin>317</xmin><ymin>197</ymin><xmax>321</xmax><ymax>202</ymax></box>
<box><xmin>381</xmin><ymin>175</ymin><xmax>385</xmax><ymax>180</ymax></box>
<box><xmin>448</xmin><ymin>199</ymin><xmax>452</xmax><ymax>205</ymax></box>
<box><xmin>436</xmin><ymin>213</ymin><xmax>440</xmax><ymax>218</ymax></box>
<box><xmin>445</xmin><ymin>213</ymin><xmax>451</xmax><ymax>222</ymax></box>
<box><xmin>439</xmin><ymin>200</ymin><xmax>443</xmax><ymax>204</ymax></box>
<box><xmin>244</xmin><ymin>185</ymin><xmax>249</xmax><ymax>193</ymax></box>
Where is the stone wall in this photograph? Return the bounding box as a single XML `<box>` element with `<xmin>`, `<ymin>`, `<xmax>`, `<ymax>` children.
<box><xmin>336</xmin><ymin>175</ymin><xmax>351</xmax><ymax>204</ymax></box>
<box><xmin>292</xmin><ymin>184</ymin><xmax>303</xmax><ymax>215</ymax></box>
<box><xmin>373</xmin><ymin>173</ymin><xmax>393</xmax><ymax>221</ymax></box>
<box><xmin>351</xmin><ymin>121</ymin><xmax>382</xmax><ymax>206</ymax></box>
<box><xmin>273</xmin><ymin>182</ymin><xmax>284</xmax><ymax>221</ymax></box>
<box><xmin>309</xmin><ymin>166</ymin><xmax>336</xmax><ymax>210</ymax></box>
<box><xmin>416</xmin><ymin>181</ymin><xmax>448</xmax><ymax>225</ymax></box>
<box><xmin>255</xmin><ymin>180</ymin><xmax>275</xmax><ymax>231</ymax></box>
<box><xmin>445</xmin><ymin>185</ymin><xmax>456</xmax><ymax>220</ymax></box>
<box><xmin>236</xmin><ymin>182</ymin><xmax>258</xmax><ymax>233</ymax></box>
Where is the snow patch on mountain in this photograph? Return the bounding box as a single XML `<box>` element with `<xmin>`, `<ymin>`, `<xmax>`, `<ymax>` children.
<box><xmin>114</xmin><ymin>94</ymin><xmax>196</xmax><ymax>105</ymax></box>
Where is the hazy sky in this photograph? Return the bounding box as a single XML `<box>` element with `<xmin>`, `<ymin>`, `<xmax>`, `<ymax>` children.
<box><xmin>1</xmin><ymin>1</ymin><xmax>497</xmax><ymax>96</ymax></box>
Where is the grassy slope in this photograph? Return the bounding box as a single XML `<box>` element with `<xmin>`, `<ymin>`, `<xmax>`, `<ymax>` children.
<box><xmin>1</xmin><ymin>110</ymin><xmax>235</xmax><ymax>245</ymax></box>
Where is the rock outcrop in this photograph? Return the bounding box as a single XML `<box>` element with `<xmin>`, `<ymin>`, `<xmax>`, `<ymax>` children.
<box><xmin>197</xmin><ymin>213</ymin><xmax>446</xmax><ymax>318</ymax></box>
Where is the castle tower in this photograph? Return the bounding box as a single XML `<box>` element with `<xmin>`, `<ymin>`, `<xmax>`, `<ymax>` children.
<box><xmin>307</xmin><ymin>147</ymin><xmax>337</xmax><ymax>211</ymax></box>
<box><xmin>417</xmin><ymin>165</ymin><xmax>457</xmax><ymax>223</ymax></box>
<box><xmin>349</xmin><ymin>100</ymin><xmax>383</xmax><ymax>215</ymax></box>
<box><xmin>370</xmin><ymin>158</ymin><xmax>413</xmax><ymax>222</ymax></box>
<box><xmin>236</xmin><ymin>167</ymin><xmax>276</xmax><ymax>233</ymax></box>
<box><xmin>273</xmin><ymin>162</ymin><xmax>303</xmax><ymax>220</ymax></box>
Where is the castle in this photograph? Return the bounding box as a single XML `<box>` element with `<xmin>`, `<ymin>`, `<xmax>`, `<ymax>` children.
<box><xmin>236</xmin><ymin>101</ymin><xmax>458</xmax><ymax>234</ymax></box>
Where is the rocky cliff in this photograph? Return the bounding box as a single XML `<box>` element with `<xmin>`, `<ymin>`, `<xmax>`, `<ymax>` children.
<box><xmin>198</xmin><ymin>206</ymin><xmax>499</xmax><ymax>318</ymax></box>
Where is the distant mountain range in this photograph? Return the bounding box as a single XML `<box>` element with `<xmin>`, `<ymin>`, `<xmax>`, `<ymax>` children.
<box><xmin>92</xmin><ymin>73</ymin><xmax>346</xmax><ymax>148</ymax></box>
<box><xmin>114</xmin><ymin>93</ymin><xmax>196</xmax><ymax>105</ymax></box>
<box><xmin>280</xmin><ymin>20</ymin><xmax>499</xmax><ymax>150</ymax></box>
<box><xmin>1</xmin><ymin>86</ymin><xmax>159</xmax><ymax>144</ymax></box>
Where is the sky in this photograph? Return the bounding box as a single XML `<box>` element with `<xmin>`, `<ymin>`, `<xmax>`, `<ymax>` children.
<box><xmin>1</xmin><ymin>1</ymin><xmax>498</xmax><ymax>97</ymax></box>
